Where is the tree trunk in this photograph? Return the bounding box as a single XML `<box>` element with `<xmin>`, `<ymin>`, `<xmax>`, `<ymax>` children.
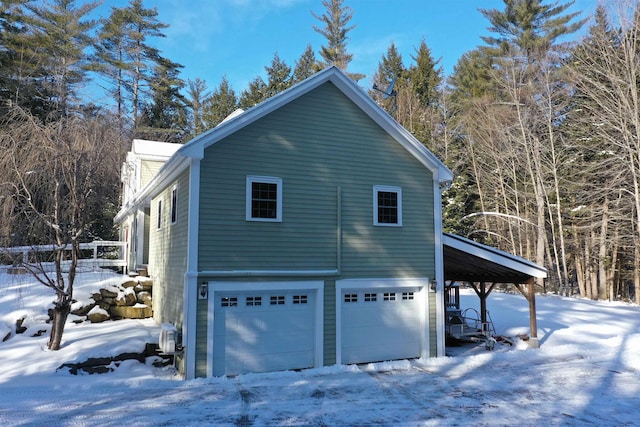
<box><xmin>598</xmin><ymin>199</ymin><xmax>609</xmax><ymax>300</ymax></box>
<box><xmin>48</xmin><ymin>302</ymin><xmax>70</xmax><ymax>350</ymax></box>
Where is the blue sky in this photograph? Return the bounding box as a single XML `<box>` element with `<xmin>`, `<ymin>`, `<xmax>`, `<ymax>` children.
<box><xmin>92</xmin><ymin>0</ymin><xmax>598</xmax><ymax>95</ymax></box>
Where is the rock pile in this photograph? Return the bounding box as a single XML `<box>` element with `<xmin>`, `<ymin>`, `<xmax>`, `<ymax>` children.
<box><xmin>71</xmin><ymin>278</ymin><xmax>153</xmax><ymax>323</ymax></box>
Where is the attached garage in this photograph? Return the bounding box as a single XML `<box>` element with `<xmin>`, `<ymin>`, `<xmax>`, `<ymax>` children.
<box><xmin>207</xmin><ymin>281</ymin><xmax>324</xmax><ymax>377</ymax></box>
<box><xmin>336</xmin><ymin>278</ymin><xmax>430</xmax><ymax>365</ymax></box>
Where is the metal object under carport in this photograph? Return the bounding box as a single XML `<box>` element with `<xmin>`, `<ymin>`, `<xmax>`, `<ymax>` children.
<box><xmin>442</xmin><ymin>233</ymin><xmax>548</xmax><ymax>349</ymax></box>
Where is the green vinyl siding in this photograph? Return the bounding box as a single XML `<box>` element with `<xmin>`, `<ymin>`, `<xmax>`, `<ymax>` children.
<box><xmin>323</xmin><ymin>280</ymin><xmax>336</xmax><ymax>365</ymax></box>
<box><xmin>195</xmin><ymin>297</ymin><xmax>208</xmax><ymax>378</ymax></box>
<box><xmin>149</xmin><ymin>169</ymin><xmax>190</xmax><ymax>328</ymax></box>
<box><xmin>429</xmin><ymin>290</ymin><xmax>437</xmax><ymax>357</ymax></box>
<box><xmin>197</xmin><ymin>82</ymin><xmax>435</xmax><ymax>280</ymax></box>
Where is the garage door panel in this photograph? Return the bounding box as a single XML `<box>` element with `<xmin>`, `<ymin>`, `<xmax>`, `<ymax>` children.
<box><xmin>341</xmin><ymin>287</ymin><xmax>423</xmax><ymax>365</ymax></box>
<box><xmin>213</xmin><ymin>289</ymin><xmax>316</xmax><ymax>376</ymax></box>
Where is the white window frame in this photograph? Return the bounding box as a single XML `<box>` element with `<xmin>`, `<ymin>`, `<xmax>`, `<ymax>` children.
<box><xmin>246</xmin><ymin>176</ymin><xmax>283</xmax><ymax>222</ymax></box>
<box><xmin>373</xmin><ymin>185</ymin><xmax>402</xmax><ymax>226</ymax></box>
<box><xmin>170</xmin><ymin>185</ymin><xmax>178</xmax><ymax>225</ymax></box>
<box><xmin>156</xmin><ymin>199</ymin><xmax>162</xmax><ymax>230</ymax></box>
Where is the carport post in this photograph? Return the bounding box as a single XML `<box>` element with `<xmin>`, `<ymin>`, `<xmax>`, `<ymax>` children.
<box><xmin>515</xmin><ymin>278</ymin><xmax>539</xmax><ymax>349</ymax></box>
<box><xmin>527</xmin><ymin>279</ymin><xmax>539</xmax><ymax>348</ymax></box>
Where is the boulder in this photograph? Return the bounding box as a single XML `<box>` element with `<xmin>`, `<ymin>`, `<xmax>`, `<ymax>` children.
<box><xmin>136</xmin><ymin>279</ymin><xmax>153</xmax><ymax>291</ymax></box>
<box><xmin>87</xmin><ymin>306</ymin><xmax>110</xmax><ymax>323</ymax></box>
<box><xmin>137</xmin><ymin>291</ymin><xmax>152</xmax><ymax>306</ymax></box>
<box><xmin>71</xmin><ymin>301</ymin><xmax>96</xmax><ymax>317</ymax></box>
<box><xmin>100</xmin><ymin>288</ymin><xmax>118</xmax><ymax>299</ymax></box>
<box><xmin>121</xmin><ymin>280</ymin><xmax>137</xmax><ymax>288</ymax></box>
<box><xmin>96</xmin><ymin>300</ymin><xmax>111</xmax><ymax>311</ymax></box>
<box><xmin>114</xmin><ymin>288</ymin><xmax>136</xmax><ymax>306</ymax></box>
<box><xmin>15</xmin><ymin>317</ymin><xmax>27</xmax><ymax>334</ymax></box>
<box><xmin>109</xmin><ymin>304</ymin><xmax>152</xmax><ymax>319</ymax></box>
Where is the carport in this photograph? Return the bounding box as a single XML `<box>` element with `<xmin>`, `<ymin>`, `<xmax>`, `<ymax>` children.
<box><xmin>442</xmin><ymin>233</ymin><xmax>548</xmax><ymax>348</ymax></box>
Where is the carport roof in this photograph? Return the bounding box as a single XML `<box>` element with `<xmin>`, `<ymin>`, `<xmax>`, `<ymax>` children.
<box><xmin>443</xmin><ymin>233</ymin><xmax>547</xmax><ymax>284</ymax></box>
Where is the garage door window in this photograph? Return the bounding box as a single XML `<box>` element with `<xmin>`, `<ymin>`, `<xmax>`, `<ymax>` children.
<box><xmin>270</xmin><ymin>295</ymin><xmax>285</xmax><ymax>305</ymax></box>
<box><xmin>246</xmin><ymin>296</ymin><xmax>262</xmax><ymax>306</ymax></box>
<box><xmin>364</xmin><ymin>293</ymin><xmax>377</xmax><ymax>302</ymax></box>
<box><xmin>344</xmin><ymin>293</ymin><xmax>358</xmax><ymax>303</ymax></box>
<box><xmin>221</xmin><ymin>297</ymin><xmax>238</xmax><ymax>307</ymax></box>
<box><xmin>293</xmin><ymin>295</ymin><xmax>308</xmax><ymax>304</ymax></box>
<box><xmin>383</xmin><ymin>292</ymin><xmax>396</xmax><ymax>301</ymax></box>
<box><xmin>402</xmin><ymin>292</ymin><xmax>414</xmax><ymax>300</ymax></box>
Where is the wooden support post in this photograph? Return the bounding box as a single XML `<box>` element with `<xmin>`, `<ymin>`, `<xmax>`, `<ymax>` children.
<box><xmin>514</xmin><ymin>278</ymin><xmax>539</xmax><ymax>349</ymax></box>
<box><xmin>470</xmin><ymin>282</ymin><xmax>497</xmax><ymax>332</ymax></box>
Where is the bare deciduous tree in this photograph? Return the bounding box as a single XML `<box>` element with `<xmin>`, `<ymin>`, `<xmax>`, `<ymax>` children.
<box><xmin>0</xmin><ymin>107</ymin><xmax>126</xmax><ymax>349</ymax></box>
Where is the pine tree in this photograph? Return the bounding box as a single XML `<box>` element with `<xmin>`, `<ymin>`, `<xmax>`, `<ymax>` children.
<box><xmin>95</xmin><ymin>0</ymin><xmax>178</xmax><ymax>130</ymax></box>
<box><xmin>409</xmin><ymin>38</ymin><xmax>442</xmax><ymax>109</ymax></box>
<box><xmin>16</xmin><ymin>0</ymin><xmax>98</xmax><ymax>118</ymax></box>
<box><xmin>238</xmin><ymin>76</ymin><xmax>267</xmax><ymax>110</ymax></box>
<box><xmin>185</xmin><ymin>77</ymin><xmax>210</xmax><ymax>136</ymax></box>
<box><xmin>265</xmin><ymin>52</ymin><xmax>292</xmax><ymax>98</ymax></box>
<box><xmin>203</xmin><ymin>75</ymin><xmax>238</xmax><ymax>127</ymax></box>
<box><xmin>293</xmin><ymin>44</ymin><xmax>319</xmax><ymax>83</ymax></box>
<box><xmin>312</xmin><ymin>0</ymin><xmax>364</xmax><ymax>80</ymax></box>
<box><xmin>136</xmin><ymin>57</ymin><xmax>187</xmax><ymax>143</ymax></box>
<box><xmin>480</xmin><ymin>0</ymin><xmax>587</xmax><ymax>59</ymax></box>
<box><xmin>370</xmin><ymin>42</ymin><xmax>405</xmax><ymax>114</ymax></box>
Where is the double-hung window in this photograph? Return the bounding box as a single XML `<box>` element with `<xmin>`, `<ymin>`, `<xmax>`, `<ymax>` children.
<box><xmin>246</xmin><ymin>176</ymin><xmax>282</xmax><ymax>222</ymax></box>
<box><xmin>373</xmin><ymin>185</ymin><xmax>402</xmax><ymax>226</ymax></box>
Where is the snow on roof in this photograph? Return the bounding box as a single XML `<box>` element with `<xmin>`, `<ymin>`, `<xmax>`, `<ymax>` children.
<box><xmin>132</xmin><ymin>139</ymin><xmax>181</xmax><ymax>160</ymax></box>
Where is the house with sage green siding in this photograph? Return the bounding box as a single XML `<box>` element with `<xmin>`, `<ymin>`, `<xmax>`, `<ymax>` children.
<box><xmin>114</xmin><ymin>66</ymin><xmax>455</xmax><ymax>379</ymax></box>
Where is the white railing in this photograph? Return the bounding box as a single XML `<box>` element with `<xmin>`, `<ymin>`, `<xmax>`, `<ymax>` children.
<box><xmin>0</xmin><ymin>240</ymin><xmax>127</xmax><ymax>272</ymax></box>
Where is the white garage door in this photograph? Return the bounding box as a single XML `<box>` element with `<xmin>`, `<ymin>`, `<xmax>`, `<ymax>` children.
<box><xmin>341</xmin><ymin>287</ymin><xmax>423</xmax><ymax>365</ymax></box>
<box><xmin>213</xmin><ymin>290</ymin><xmax>316</xmax><ymax>376</ymax></box>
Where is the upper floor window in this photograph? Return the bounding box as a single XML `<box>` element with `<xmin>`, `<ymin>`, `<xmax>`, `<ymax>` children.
<box><xmin>373</xmin><ymin>185</ymin><xmax>402</xmax><ymax>226</ymax></box>
<box><xmin>246</xmin><ymin>176</ymin><xmax>282</xmax><ymax>222</ymax></box>
<box><xmin>170</xmin><ymin>186</ymin><xmax>178</xmax><ymax>224</ymax></box>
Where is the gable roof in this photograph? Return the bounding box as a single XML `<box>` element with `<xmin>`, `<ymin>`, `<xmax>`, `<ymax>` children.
<box><xmin>443</xmin><ymin>233</ymin><xmax>547</xmax><ymax>284</ymax></box>
<box><xmin>178</xmin><ymin>66</ymin><xmax>453</xmax><ymax>183</ymax></box>
<box><xmin>115</xmin><ymin>66</ymin><xmax>453</xmax><ymax>223</ymax></box>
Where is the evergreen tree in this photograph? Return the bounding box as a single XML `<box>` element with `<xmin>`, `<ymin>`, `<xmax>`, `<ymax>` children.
<box><xmin>185</xmin><ymin>77</ymin><xmax>210</xmax><ymax>136</ymax></box>
<box><xmin>265</xmin><ymin>52</ymin><xmax>292</xmax><ymax>98</ymax></box>
<box><xmin>292</xmin><ymin>44</ymin><xmax>319</xmax><ymax>83</ymax></box>
<box><xmin>13</xmin><ymin>0</ymin><xmax>98</xmax><ymax>118</ymax></box>
<box><xmin>238</xmin><ymin>76</ymin><xmax>267</xmax><ymax>109</ymax></box>
<box><xmin>409</xmin><ymin>38</ymin><xmax>442</xmax><ymax>109</ymax></box>
<box><xmin>480</xmin><ymin>0</ymin><xmax>587</xmax><ymax>59</ymax></box>
<box><xmin>370</xmin><ymin>42</ymin><xmax>405</xmax><ymax>114</ymax></box>
<box><xmin>95</xmin><ymin>0</ymin><xmax>178</xmax><ymax>130</ymax></box>
<box><xmin>136</xmin><ymin>57</ymin><xmax>187</xmax><ymax>143</ymax></box>
<box><xmin>94</xmin><ymin>6</ymin><xmax>132</xmax><ymax>125</ymax></box>
<box><xmin>312</xmin><ymin>0</ymin><xmax>364</xmax><ymax>80</ymax></box>
<box><xmin>203</xmin><ymin>75</ymin><xmax>238</xmax><ymax>127</ymax></box>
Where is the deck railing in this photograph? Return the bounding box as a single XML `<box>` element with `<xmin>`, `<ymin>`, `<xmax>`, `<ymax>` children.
<box><xmin>0</xmin><ymin>240</ymin><xmax>127</xmax><ymax>272</ymax></box>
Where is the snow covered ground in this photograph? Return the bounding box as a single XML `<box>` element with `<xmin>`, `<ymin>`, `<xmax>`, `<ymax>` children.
<box><xmin>0</xmin><ymin>269</ymin><xmax>638</xmax><ymax>426</ymax></box>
